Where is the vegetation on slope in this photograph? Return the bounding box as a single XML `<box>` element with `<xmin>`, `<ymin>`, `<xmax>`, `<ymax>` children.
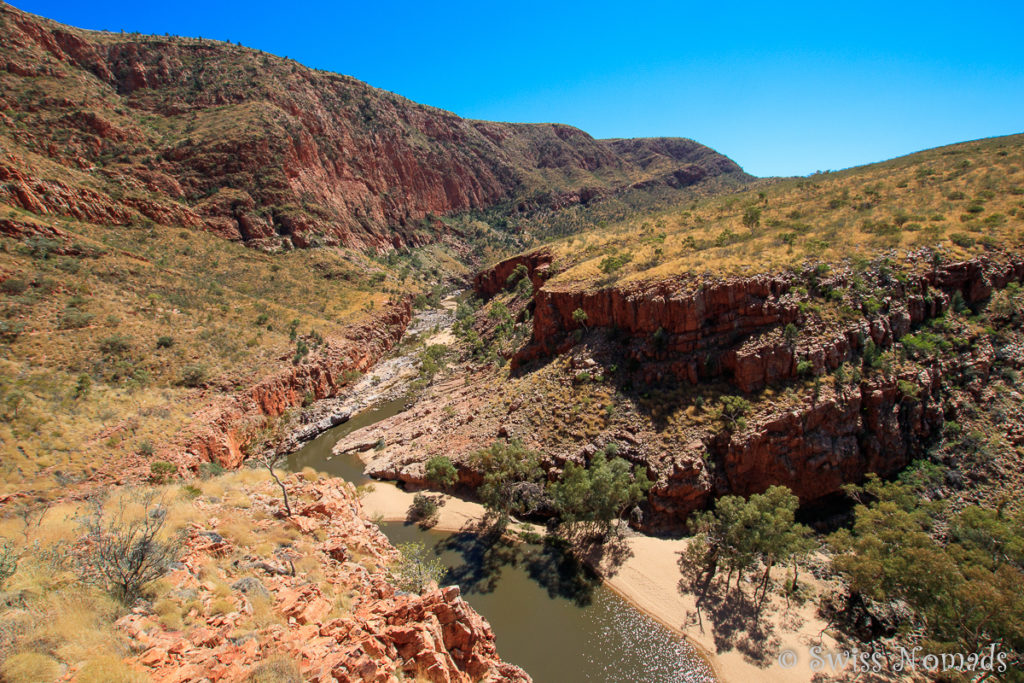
<box><xmin>519</xmin><ymin>134</ymin><xmax>1024</xmax><ymax>289</ymax></box>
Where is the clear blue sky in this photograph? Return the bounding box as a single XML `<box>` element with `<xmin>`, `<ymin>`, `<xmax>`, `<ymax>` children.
<box><xmin>12</xmin><ymin>0</ymin><xmax>1024</xmax><ymax>177</ymax></box>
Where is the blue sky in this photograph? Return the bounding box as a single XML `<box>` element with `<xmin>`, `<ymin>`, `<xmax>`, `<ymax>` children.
<box><xmin>13</xmin><ymin>1</ymin><xmax>1024</xmax><ymax>177</ymax></box>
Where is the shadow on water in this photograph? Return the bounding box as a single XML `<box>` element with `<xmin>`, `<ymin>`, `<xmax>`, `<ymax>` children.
<box><xmin>435</xmin><ymin>528</ymin><xmax>601</xmax><ymax>606</ymax></box>
<box><xmin>382</xmin><ymin>521</ymin><xmax>715</xmax><ymax>683</ymax></box>
<box><xmin>286</xmin><ymin>391</ymin><xmax>715</xmax><ymax>681</ymax></box>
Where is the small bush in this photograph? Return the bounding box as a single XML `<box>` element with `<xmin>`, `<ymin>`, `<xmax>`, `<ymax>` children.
<box><xmin>897</xmin><ymin>380</ymin><xmax>921</xmax><ymax>402</ymax></box>
<box><xmin>98</xmin><ymin>334</ymin><xmax>132</xmax><ymax>356</ymax></box>
<box><xmin>248</xmin><ymin>657</ymin><xmax>302</xmax><ymax>683</ymax></box>
<box><xmin>1</xmin><ymin>653</ymin><xmax>63</xmax><ymax>683</ymax></box>
<box><xmin>0</xmin><ymin>538</ymin><xmax>18</xmax><ymax>587</ymax></box>
<box><xmin>950</xmin><ymin>233</ymin><xmax>975</xmax><ymax>248</ymax></box>
<box><xmin>599</xmin><ymin>251</ymin><xmax>633</xmax><ymax>274</ymax></box>
<box><xmin>1</xmin><ymin>277</ymin><xmax>29</xmax><ymax>295</ymax></box>
<box><xmin>411</xmin><ymin>493</ymin><xmax>438</xmax><ymax>521</ymax></box>
<box><xmin>58</xmin><ymin>308</ymin><xmax>95</xmax><ymax>329</ymax></box>
<box><xmin>179</xmin><ymin>364</ymin><xmax>206</xmax><ymax>387</ymax></box>
<box><xmin>74</xmin><ymin>492</ymin><xmax>181</xmax><ymax>604</ymax></box>
<box><xmin>73</xmin><ymin>373</ymin><xmax>92</xmax><ymax>399</ymax></box>
<box><xmin>156</xmin><ymin>335</ymin><xmax>174</xmax><ymax>348</ymax></box>
<box><xmin>150</xmin><ymin>461</ymin><xmax>177</xmax><ymax>483</ymax></box>
<box><xmin>198</xmin><ymin>461</ymin><xmax>225</xmax><ymax>479</ymax></box>
<box><xmin>390</xmin><ymin>542</ymin><xmax>445</xmax><ymax>593</ymax></box>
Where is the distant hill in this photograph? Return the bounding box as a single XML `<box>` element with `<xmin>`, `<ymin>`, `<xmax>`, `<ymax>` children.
<box><xmin>0</xmin><ymin>2</ymin><xmax>750</xmax><ymax>251</ymax></box>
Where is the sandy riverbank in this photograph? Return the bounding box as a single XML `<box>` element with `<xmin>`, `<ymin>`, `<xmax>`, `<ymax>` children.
<box><xmin>358</xmin><ymin>480</ymin><xmax>839</xmax><ymax>683</ymax></box>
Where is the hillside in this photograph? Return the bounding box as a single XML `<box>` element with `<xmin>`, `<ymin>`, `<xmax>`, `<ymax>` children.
<box><xmin>357</xmin><ymin>134</ymin><xmax>1024</xmax><ymax>526</ymax></box>
<box><xmin>0</xmin><ymin>2</ymin><xmax>749</xmax><ymax>252</ymax></box>
<box><xmin>1</xmin><ymin>1</ymin><xmax>1022</xmax><ymax>680</ymax></box>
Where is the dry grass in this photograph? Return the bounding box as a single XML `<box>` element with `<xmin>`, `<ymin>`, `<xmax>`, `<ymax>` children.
<box><xmin>0</xmin><ymin>206</ymin><xmax>419</xmax><ymax>497</ymax></box>
<box><xmin>538</xmin><ymin>134</ymin><xmax>1024</xmax><ymax>290</ymax></box>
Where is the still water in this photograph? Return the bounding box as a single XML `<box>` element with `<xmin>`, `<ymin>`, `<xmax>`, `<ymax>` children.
<box><xmin>288</xmin><ymin>398</ymin><xmax>714</xmax><ymax>682</ymax></box>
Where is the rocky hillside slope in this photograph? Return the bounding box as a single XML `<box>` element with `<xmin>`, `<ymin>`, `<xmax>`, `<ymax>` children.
<box><xmin>0</xmin><ymin>2</ymin><xmax>749</xmax><ymax>252</ymax></box>
<box><xmin>0</xmin><ymin>470</ymin><xmax>530</xmax><ymax>682</ymax></box>
<box><xmin>332</xmin><ymin>136</ymin><xmax>1024</xmax><ymax>529</ymax></box>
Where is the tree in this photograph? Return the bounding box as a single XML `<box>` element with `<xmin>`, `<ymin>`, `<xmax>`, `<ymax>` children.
<box><xmin>571</xmin><ymin>308</ymin><xmax>588</xmax><ymax>328</ymax></box>
<box><xmin>549</xmin><ymin>446</ymin><xmax>652</xmax><ymax>536</ymax></box>
<box><xmin>0</xmin><ymin>538</ymin><xmax>18</xmax><ymax>588</ymax></box>
<box><xmin>685</xmin><ymin>486</ymin><xmax>812</xmax><ymax>608</ymax></box>
<box><xmin>742</xmin><ymin>206</ymin><xmax>762</xmax><ymax>231</ymax></box>
<box><xmin>829</xmin><ymin>477</ymin><xmax>1024</xmax><ymax>658</ymax></box>
<box><xmin>391</xmin><ymin>542</ymin><xmax>445</xmax><ymax>593</ymax></box>
<box><xmin>424</xmin><ymin>456</ymin><xmax>457</xmax><ymax>489</ymax></box>
<box><xmin>506</xmin><ymin>263</ymin><xmax>529</xmax><ymax>289</ymax></box>
<box><xmin>471</xmin><ymin>441</ymin><xmax>545</xmax><ymax>528</ymax></box>
<box><xmin>255</xmin><ymin>450</ymin><xmax>292</xmax><ymax>517</ymax></box>
<box><xmin>783</xmin><ymin>322</ymin><xmax>799</xmax><ymax>346</ymax></box>
<box><xmin>715</xmin><ymin>395</ymin><xmax>751</xmax><ymax>431</ymax></box>
<box><xmin>410</xmin><ymin>493</ymin><xmax>438</xmax><ymax>522</ymax></box>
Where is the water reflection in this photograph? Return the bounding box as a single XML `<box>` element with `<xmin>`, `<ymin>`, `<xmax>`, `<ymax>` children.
<box><xmin>383</xmin><ymin>522</ymin><xmax>715</xmax><ymax>683</ymax></box>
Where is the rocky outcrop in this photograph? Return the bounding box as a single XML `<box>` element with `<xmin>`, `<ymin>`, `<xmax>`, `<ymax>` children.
<box><xmin>461</xmin><ymin>253</ymin><xmax>1024</xmax><ymax>526</ymax></box>
<box><xmin>0</xmin><ymin>3</ymin><xmax>749</xmax><ymax>252</ymax></box>
<box><xmin>472</xmin><ymin>250</ymin><xmax>554</xmax><ymax>299</ymax></box>
<box><xmin>174</xmin><ymin>300</ymin><xmax>412</xmax><ymax>469</ymax></box>
<box><xmin>116</xmin><ymin>475</ymin><xmax>529</xmax><ymax>682</ymax></box>
<box><xmin>508</xmin><ymin>255</ymin><xmax>1024</xmax><ymax>392</ymax></box>
<box><xmin>713</xmin><ymin>369</ymin><xmax>944</xmax><ymax>500</ymax></box>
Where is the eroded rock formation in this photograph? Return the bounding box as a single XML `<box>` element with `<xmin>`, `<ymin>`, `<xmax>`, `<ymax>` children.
<box><xmin>173</xmin><ymin>300</ymin><xmax>412</xmax><ymax>470</ymax></box>
<box><xmin>116</xmin><ymin>474</ymin><xmax>530</xmax><ymax>682</ymax></box>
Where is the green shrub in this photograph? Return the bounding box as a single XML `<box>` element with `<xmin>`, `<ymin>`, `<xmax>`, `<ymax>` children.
<box><xmin>98</xmin><ymin>334</ymin><xmax>132</xmax><ymax>356</ymax></box>
<box><xmin>199</xmin><ymin>462</ymin><xmax>225</xmax><ymax>479</ymax></box>
<box><xmin>599</xmin><ymin>251</ymin><xmax>633</xmax><ymax>274</ymax></box>
<box><xmin>901</xmin><ymin>331</ymin><xmax>951</xmax><ymax>359</ymax></box>
<box><xmin>506</xmin><ymin>263</ymin><xmax>529</xmax><ymax>288</ymax></box>
<box><xmin>411</xmin><ymin>493</ymin><xmax>438</xmax><ymax>520</ymax></box>
<box><xmin>897</xmin><ymin>380</ymin><xmax>921</xmax><ymax>402</ymax></box>
<box><xmin>715</xmin><ymin>395</ymin><xmax>751</xmax><ymax>431</ymax></box>
<box><xmin>156</xmin><ymin>335</ymin><xmax>174</xmax><ymax>348</ymax></box>
<box><xmin>58</xmin><ymin>308</ymin><xmax>95</xmax><ymax>329</ymax></box>
<box><xmin>424</xmin><ymin>456</ymin><xmax>457</xmax><ymax>488</ymax></box>
<box><xmin>179</xmin><ymin>364</ymin><xmax>206</xmax><ymax>387</ymax></box>
<box><xmin>950</xmin><ymin>233</ymin><xmax>975</xmax><ymax>248</ymax></box>
<box><xmin>0</xmin><ymin>277</ymin><xmax>28</xmax><ymax>295</ymax></box>
<box><xmin>150</xmin><ymin>461</ymin><xmax>177</xmax><ymax>482</ymax></box>
<box><xmin>390</xmin><ymin>542</ymin><xmax>445</xmax><ymax>593</ymax></box>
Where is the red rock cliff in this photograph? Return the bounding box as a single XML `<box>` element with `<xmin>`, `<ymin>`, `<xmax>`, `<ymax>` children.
<box><xmin>0</xmin><ymin>3</ymin><xmax>749</xmax><ymax>251</ymax></box>
<box><xmin>173</xmin><ymin>300</ymin><xmax>412</xmax><ymax>470</ymax></box>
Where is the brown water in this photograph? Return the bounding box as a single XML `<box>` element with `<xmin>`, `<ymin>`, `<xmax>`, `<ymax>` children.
<box><xmin>286</xmin><ymin>393</ymin><xmax>412</xmax><ymax>484</ymax></box>
<box><xmin>288</xmin><ymin>397</ymin><xmax>715</xmax><ymax>682</ymax></box>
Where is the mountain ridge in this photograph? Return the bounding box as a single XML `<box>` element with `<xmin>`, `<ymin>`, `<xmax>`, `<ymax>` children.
<box><xmin>0</xmin><ymin>1</ymin><xmax>750</xmax><ymax>251</ymax></box>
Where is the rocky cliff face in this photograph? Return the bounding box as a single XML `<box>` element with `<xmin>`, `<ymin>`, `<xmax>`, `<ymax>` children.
<box><xmin>167</xmin><ymin>300</ymin><xmax>412</xmax><ymax>472</ymax></box>
<box><xmin>117</xmin><ymin>474</ymin><xmax>530</xmax><ymax>682</ymax></box>
<box><xmin>0</xmin><ymin>3</ymin><xmax>749</xmax><ymax>251</ymax></box>
<box><xmin>512</xmin><ymin>255</ymin><xmax>1024</xmax><ymax>391</ymax></box>
<box><xmin>467</xmin><ymin>253</ymin><xmax>1024</xmax><ymax>526</ymax></box>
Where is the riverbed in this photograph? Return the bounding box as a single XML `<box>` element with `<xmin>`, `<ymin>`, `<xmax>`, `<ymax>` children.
<box><xmin>288</xmin><ymin>398</ymin><xmax>714</xmax><ymax>683</ymax></box>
